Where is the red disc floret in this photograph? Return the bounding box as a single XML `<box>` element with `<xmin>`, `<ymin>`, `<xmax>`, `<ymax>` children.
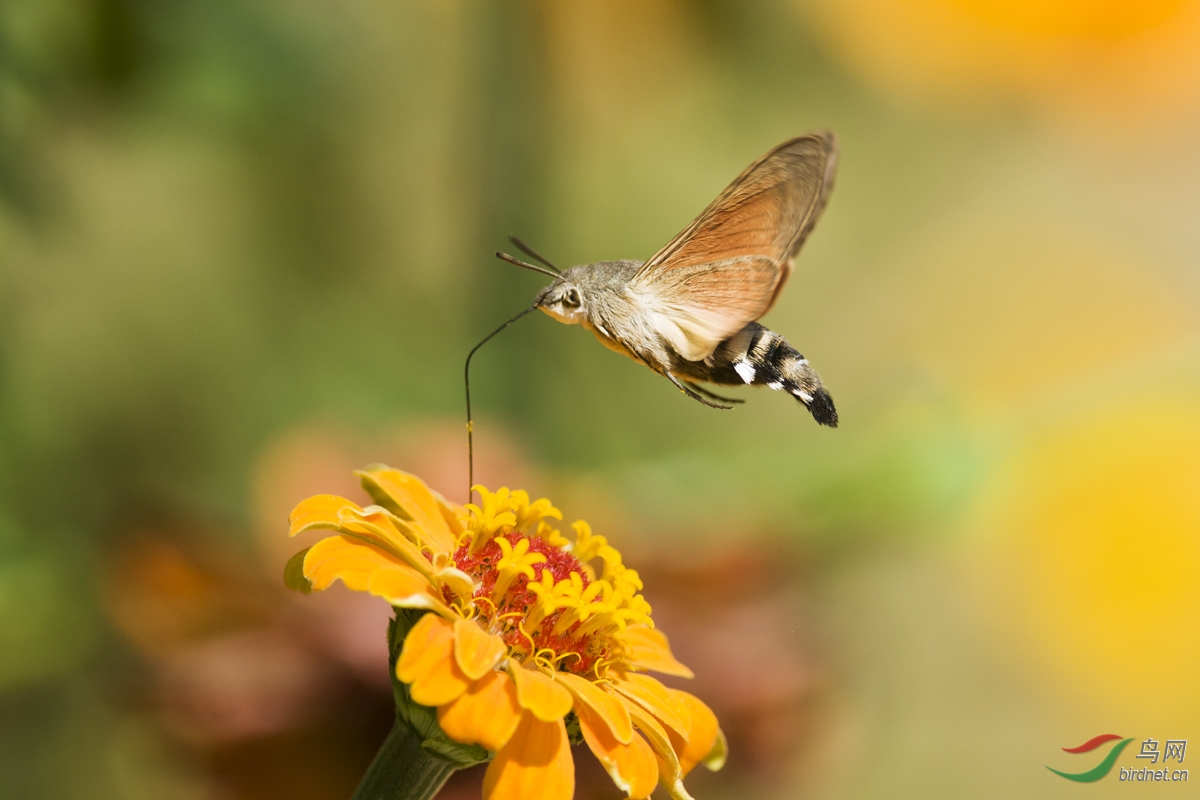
<box><xmin>448</xmin><ymin>531</ymin><xmax>607</xmax><ymax>675</ymax></box>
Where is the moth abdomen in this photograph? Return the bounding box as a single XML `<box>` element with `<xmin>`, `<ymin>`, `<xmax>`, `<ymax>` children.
<box><xmin>685</xmin><ymin>323</ymin><xmax>838</xmax><ymax>427</ymax></box>
<box><xmin>800</xmin><ymin>386</ymin><xmax>838</xmax><ymax>427</ymax></box>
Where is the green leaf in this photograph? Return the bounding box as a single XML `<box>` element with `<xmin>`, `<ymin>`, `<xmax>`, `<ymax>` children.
<box><xmin>283</xmin><ymin>548</ymin><xmax>312</xmax><ymax>594</ymax></box>
<box><xmin>387</xmin><ymin>609</ymin><xmax>490</xmax><ymax>768</ymax></box>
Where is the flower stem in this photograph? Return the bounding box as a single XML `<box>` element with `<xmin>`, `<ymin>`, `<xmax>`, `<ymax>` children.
<box><xmin>350</xmin><ymin>721</ymin><xmax>460</xmax><ymax>800</ymax></box>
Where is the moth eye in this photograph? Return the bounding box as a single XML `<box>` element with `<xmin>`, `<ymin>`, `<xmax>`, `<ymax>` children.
<box><xmin>564</xmin><ymin>289</ymin><xmax>581</xmax><ymax>308</ymax></box>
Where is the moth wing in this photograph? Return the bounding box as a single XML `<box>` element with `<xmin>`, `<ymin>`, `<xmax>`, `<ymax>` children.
<box><xmin>630</xmin><ymin>132</ymin><xmax>837</xmax><ymax>362</ymax></box>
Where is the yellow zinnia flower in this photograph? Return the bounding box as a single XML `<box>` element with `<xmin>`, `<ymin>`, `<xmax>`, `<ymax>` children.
<box><xmin>285</xmin><ymin>465</ymin><xmax>725</xmax><ymax>800</ymax></box>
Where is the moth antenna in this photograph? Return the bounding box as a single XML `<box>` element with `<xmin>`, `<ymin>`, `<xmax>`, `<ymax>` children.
<box><xmin>495</xmin><ymin>251</ymin><xmax>560</xmax><ymax>279</ymax></box>
<box><xmin>465</xmin><ymin>305</ymin><xmax>538</xmax><ymax>503</ymax></box>
<box><xmin>508</xmin><ymin>235</ymin><xmax>561</xmax><ymax>274</ymax></box>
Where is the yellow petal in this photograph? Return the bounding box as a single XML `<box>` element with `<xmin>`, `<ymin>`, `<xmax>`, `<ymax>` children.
<box><xmin>350</xmin><ymin>507</ymin><xmax>439</xmax><ymax>581</ymax></box>
<box><xmin>290</xmin><ymin>495</ymin><xmax>435</xmax><ymax>580</ymax></box>
<box><xmin>435</xmin><ymin>564</ymin><xmax>476</xmax><ymax>601</ymax></box>
<box><xmin>614</xmin><ymin>625</ymin><xmax>695</xmax><ymax>678</ymax></box>
<box><xmin>396</xmin><ymin>613</ymin><xmax>454</xmax><ymax>683</ymax></box>
<box><xmin>555</xmin><ymin>671</ymin><xmax>633</xmax><ymax>745</ymax></box>
<box><xmin>356</xmin><ymin>466</ymin><xmax>459</xmax><ymax>555</ymax></box>
<box><xmin>483</xmin><ymin>714</ymin><xmax>574</xmax><ymax>800</ymax></box>
<box><xmin>506</xmin><ymin>663</ymin><xmax>573</xmax><ymax>722</ymax></box>
<box><xmin>302</xmin><ymin>535</ymin><xmax>405</xmax><ymax>592</ymax></box>
<box><xmin>289</xmin><ymin>494</ymin><xmax>357</xmax><ymax>536</ymax></box>
<box><xmin>409</xmin><ymin>650</ymin><xmax>471</xmax><ymax>706</ymax></box>
<box><xmin>289</xmin><ymin>495</ymin><xmax>394</xmax><ymax>546</ymax></box>
<box><xmin>435</xmin><ymin>494</ymin><xmax>466</xmax><ymax>539</ymax></box>
<box><xmin>577</xmin><ymin>704</ymin><xmax>658</xmax><ymax>799</ymax></box>
<box><xmin>611</xmin><ymin>673</ymin><xmax>691</xmax><ymax>739</ymax></box>
<box><xmin>437</xmin><ymin>670</ymin><xmax>521</xmax><ymax>752</ymax></box>
<box><xmin>454</xmin><ymin>619</ymin><xmax>507</xmax><ymax>680</ymax></box>
<box><xmin>368</xmin><ymin>566</ymin><xmax>453</xmax><ymax>617</ymax></box>
<box><xmin>664</xmin><ymin>689</ymin><xmax>721</xmax><ymax>777</ymax></box>
<box><xmin>396</xmin><ymin>614</ymin><xmax>470</xmax><ymax>706</ymax></box>
<box><xmin>621</xmin><ymin>696</ymin><xmax>691</xmax><ymax>800</ymax></box>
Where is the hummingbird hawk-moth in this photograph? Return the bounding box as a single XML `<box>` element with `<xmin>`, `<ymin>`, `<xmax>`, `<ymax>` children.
<box><xmin>515</xmin><ymin>133</ymin><xmax>837</xmax><ymax>422</ymax></box>
<box><xmin>466</xmin><ymin>133</ymin><xmax>839</xmax><ymax>494</ymax></box>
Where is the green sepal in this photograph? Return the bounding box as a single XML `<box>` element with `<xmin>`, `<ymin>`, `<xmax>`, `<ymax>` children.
<box><xmin>703</xmin><ymin>727</ymin><xmax>728</xmax><ymax>771</ymax></box>
<box><xmin>564</xmin><ymin>711</ymin><xmax>583</xmax><ymax>746</ymax></box>
<box><xmin>420</xmin><ymin>736</ymin><xmax>489</xmax><ymax>765</ymax></box>
<box><xmin>284</xmin><ymin>548</ymin><xmax>313</xmax><ymax>594</ymax></box>
<box><xmin>387</xmin><ymin>609</ymin><xmax>490</xmax><ymax>767</ymax></box>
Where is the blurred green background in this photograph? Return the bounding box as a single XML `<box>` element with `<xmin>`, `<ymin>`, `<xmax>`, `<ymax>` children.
<box><xmin>2</xmin><ymin>1</ymin><xmax>1199</xmax><ymax>798</ymax></box>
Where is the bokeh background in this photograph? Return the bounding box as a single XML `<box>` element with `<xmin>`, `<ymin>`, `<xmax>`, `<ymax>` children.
<box><xmin>2</xmin><ymin>1</ymin><xmax>1199</xmax><ymax>798</ymax></box>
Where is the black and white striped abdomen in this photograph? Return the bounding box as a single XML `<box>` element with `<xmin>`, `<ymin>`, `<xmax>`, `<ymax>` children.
<box><xmin>678</xmin><ymin>323</ymin><xmax>838</xmax><ymax>426</ymax></box>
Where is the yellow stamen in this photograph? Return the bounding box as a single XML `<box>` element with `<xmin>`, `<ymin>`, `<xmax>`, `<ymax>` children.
<box><xmin>508</xmin><ymin>490</ymin><xmax>563</xmax><ymax>531</ymax></box>
<box><xmin>465</xmin><ymin>485</ymin><xmax>517</xmax><ymax>553</ymax></box>
<box><xmin>491</xmin><ymin>537</ymin><xmax>547</xmax><ymax>602</ymax></box>
<box><xmin>536</xmin><ymin>520</ymin><xmax>570</xmax><ymax>549</ymax></box>
<box><xmin>525</xmin><ymin>571</ymin><xmax>570</xmax><ymax>630</ymax></box>
<box><xmin>570</xmin><ymin>520</ymin><xmax>608</xmax><ymax>563</ymax></box>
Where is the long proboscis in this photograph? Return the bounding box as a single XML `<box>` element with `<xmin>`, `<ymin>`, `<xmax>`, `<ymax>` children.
<box><xmin>465</xmin><ymin>305</ymin><xmax>538</xmax><ymax>503</ymax></box>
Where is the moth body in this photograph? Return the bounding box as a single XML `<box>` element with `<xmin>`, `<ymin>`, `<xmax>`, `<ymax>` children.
<box><xmin>536</xmin><ymin>267</ymin><xmax>837</xmax><ymax>426</ymax></box>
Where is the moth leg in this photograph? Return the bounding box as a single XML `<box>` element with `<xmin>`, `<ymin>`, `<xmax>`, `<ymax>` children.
<box><xmin>684</xmin><ymin>381</ymin><xmax>745</xmax><ymax>405</ymax></box>
<box><xmin>665</xmin><ymin>371</ymin><xmax>733</xmax><ymax>410</ymax></box>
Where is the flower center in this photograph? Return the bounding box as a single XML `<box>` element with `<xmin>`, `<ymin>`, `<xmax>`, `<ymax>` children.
<box><xmin>450</xmin><ymin>531</ymin><xmax>608</xmax><ymax>675</ymax></box>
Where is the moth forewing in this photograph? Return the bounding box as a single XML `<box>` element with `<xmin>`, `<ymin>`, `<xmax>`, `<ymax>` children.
<box><xmin>628</xmin><ymin>133</ymin><xmax>838</xmax><ymax>361</ymax></box>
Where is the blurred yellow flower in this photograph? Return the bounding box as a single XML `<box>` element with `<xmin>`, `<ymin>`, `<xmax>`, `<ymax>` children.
<box><xmin>807</xmin><ymin>0</ymin><xmax>1200</xmax><ymax>126</ymax></box>
<box><xmin>974</xmin><ymin>392</ymin><xmax>1200</xmax><ymax>723</ymax></box>
<box><xmin>286</xmin><ymin>466</ymin><xmax>725</xmax><ymax>800</ymax></box>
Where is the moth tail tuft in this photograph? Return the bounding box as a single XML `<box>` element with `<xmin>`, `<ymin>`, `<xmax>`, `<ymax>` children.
<box><xmin>803</xmin><ymin>388</ymin><xmax>838</xmax><ymax>427</ymax></box>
